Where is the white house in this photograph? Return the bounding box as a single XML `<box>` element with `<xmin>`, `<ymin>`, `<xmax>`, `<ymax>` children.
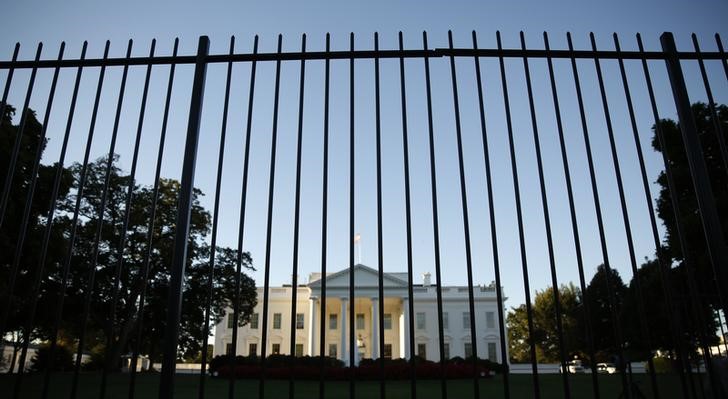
<box><xmin>213</xmin><ymin>264</ymin><xmax>508</xmax><ymax>365</ymax></box>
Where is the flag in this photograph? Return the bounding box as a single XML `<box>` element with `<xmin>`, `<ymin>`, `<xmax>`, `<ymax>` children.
<box><xmin>354</xmin><ymin>233</ymin><xmax>361</xmax><ymax>243</ymax></box>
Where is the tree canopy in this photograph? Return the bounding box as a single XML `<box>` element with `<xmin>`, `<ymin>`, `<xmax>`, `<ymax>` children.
<box><xmin>507</xmin><ymin>284</ymin><xmax>583</xmax><ymax>363</ymax></box>
<box><xmin>507</xmin><ymin>102</ymin><xmax>726</xmax><ymax>365</ymax></box>
<box><xmin>0</xmin><ymin>103</ymin><xmax>257</xmax><ymax>371</ymax></box>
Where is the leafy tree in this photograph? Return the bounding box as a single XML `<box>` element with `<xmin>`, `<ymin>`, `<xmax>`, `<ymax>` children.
<box><xmin>652</xmin><ymin>102</ymin><xmax>727</xmax><ymax>309</ymax></box>
<box><xmin>626</xmin><ymin>102</ymin><xmax>725</xmax><ymax>358</ymax></box>
<box><xmin>621</xmin><ymin>257</ymin><xmax>719</xmax><ymax>360</ymax></box>
<box><xmin>1</xmin><ymin>103</ymin><xmax>257</xmax><ymax>372</ymax></box>
<box><xmin>0</xmin><ymin>103</ymin><xmax>73</xmax><ymax>358</ymax></box>
<box><xmin>51</xmin><ymin>157</ymin><xmax>257</xmax><ymax>369</ymax></box>
<box><xmin>506</xmin><ymin>304</ymin><xmax>532</xmax><ymax>363</ymax></box>
<box><xmin>506</xmin><ymin>284</ymin><xmax>583</xmax><ymax>363</ymax></box>
<box><xmin>583</xmin><ymin>264</ymin><xmax>627</xmax><ymax>360</ymax></box>
<box><xmin>29</xmin><ymin>343</ymin><xmax>74</xmax><ymax>372</ymax></box>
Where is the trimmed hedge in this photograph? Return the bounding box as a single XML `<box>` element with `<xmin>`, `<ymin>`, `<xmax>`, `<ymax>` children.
<box><xmin>210</xmin><ymin>354</ymin><xmax>506</xmax><ymax>380</ymax></box>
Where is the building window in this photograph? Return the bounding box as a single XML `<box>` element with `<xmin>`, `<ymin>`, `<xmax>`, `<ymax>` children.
<box><xmin>329</xmin><ymin>314</ymin><xmax>338</xmax><ymax>330</ymax></box>
<box><xmin>488</xmin><ymin>342</ymin><xmax>497</xmax><ymax>362</ymax></box>
<box><xmin>329</xmin><ymin>344</ymin><xmax>337</xmax><ymax>358</ymax></box>
<box><xmin>383</xmin><ymin>313</ymin><xmax>392</xmax><ymax>330</ymax></box>
<box><xmin>296</xmin><ymin>313</ymin><xmax>305</xmax><ymax>329</ymax></box>
<box><xmin>356</xmin><ymin>313</ymin><xmax>365</xmax><ymax>330</ymax></box>
<box><xmin>443</xmin><ymin>343</ymin><xmax>450</xmax><ymax>360</ymax></box>
<box><xmin>463</xmin><ymin>312</ymin><xmax>470</xmax><ymax>329</ymax></box>
<box><xmin>417</xmin><ymin>343</ymin><xmax>427</xmax><ymax>359</ymax></box>
<box><xmin>226</xmin><ymin>343</ymin><xmax>234</xmax><ymax>355</ymax></box>
<box><xmin>273</xmin><ymin>313</ymin><xmax>282</xmax><ymax>329</ymax></box>
<box><xmin>464</xmin><ymin>342</ymin><xmax>473</xmax><ymax>358</ymax></box>
<box><xmin>486</xmin><ymin>311</ymin><xmax>495</xmax><ymax>329</ymax></box>
<box><xmin>383</xmin><ymin>344</ymin><xmax>392</xmax><ymax>359</ymax></box>
<box><xmin>250</xmin><ymin>313</ymin><xmax>259</xmax><ymax>329</ymax></box>
<box><xmin>272</xmin><ymin>343</ymin><xmax>281</xmax><ymax>355</ymax></box>
<box><xmin>443</xmin><ymin>312</ymin><xmax>449</xmax><ymax>330</ymax></box>
<box><xmin>249</xmin><ymin>343</ymin><xmax>257</xmax><ymax>357</ymax></box>
<box><xmin>227</xmin><ymin>314</ymin><xmax>235</xmax><ymax>329</ymax></box>
<box><xmin>295</xmin><ymin>344</ymin><xmax>304</xmax><ymax>357</ymax></box>
<box><xmin>416</xmin><ymin>312</ymin><xmax>426</xmax><ymax>330</ymax></box>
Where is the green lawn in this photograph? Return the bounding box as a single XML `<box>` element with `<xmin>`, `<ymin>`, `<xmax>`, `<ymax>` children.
<box><xmin>0</xmin><ymin>372</ymin><xmax>690</xmax><ymax>398</ymax></box>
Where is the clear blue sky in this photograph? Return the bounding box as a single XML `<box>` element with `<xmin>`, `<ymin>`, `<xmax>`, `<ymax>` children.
<box><xmin>1</xmin><ymin>0</ymin><xmax>727</xmax><ymax>310</ymax></box>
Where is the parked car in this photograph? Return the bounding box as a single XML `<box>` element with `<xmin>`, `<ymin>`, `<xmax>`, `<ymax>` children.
<box><xmin>596</xmin><ymin>362</ymin><xmax>617</xmax><ymax>374</ymax></box>
<box><xmin>559</xmin><ymin>359</ymin><xmax>585</xmax><ymax>373</ymax></box>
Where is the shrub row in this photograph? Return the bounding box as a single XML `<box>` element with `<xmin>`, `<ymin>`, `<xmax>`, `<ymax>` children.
<box><xmin>210</xmin><ymin>354</ymin><xmax>505</xmax><ymax>380</ymax></box>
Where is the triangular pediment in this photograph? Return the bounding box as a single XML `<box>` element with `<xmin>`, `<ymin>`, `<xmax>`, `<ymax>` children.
<box><xmin>308</xmin><ymin>264</ymin><xmax>408</xmax><ymax>288</ymax></box>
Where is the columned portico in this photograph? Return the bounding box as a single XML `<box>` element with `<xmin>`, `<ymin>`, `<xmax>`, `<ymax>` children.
<box><xmin>215</xmin><ymin>264</ymin><xmax>507</xmax><ymax>366</ymax></box>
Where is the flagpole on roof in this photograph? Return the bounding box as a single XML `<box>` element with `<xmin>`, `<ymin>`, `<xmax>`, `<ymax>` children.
<box><xmin>354</xmin><ymin>233</ymin><xmax>361</xmax><ymax>264</ymax></box>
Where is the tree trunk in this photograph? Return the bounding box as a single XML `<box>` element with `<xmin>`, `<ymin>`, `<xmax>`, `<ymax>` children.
<box><xmin>105</xmin><ymin>305</ymin><xmax>141</xmax><ymax>372</ymax></box>
<box><xmin>6</xmin><ymin>332</ymin><xmax>21</xmax><ymax>374</ymax></box>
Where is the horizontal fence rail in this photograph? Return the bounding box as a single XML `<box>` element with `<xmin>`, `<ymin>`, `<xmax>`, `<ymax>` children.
<box><xmin>0</xmin><ymin>31</ymin><xmax>726</xmax><ymax>399</ymax></box>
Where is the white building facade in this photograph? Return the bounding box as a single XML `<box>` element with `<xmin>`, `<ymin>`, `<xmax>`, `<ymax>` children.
<box><xmin>213</xmin><ymin>264</ymin><xmax>508</xmax><ymax>365</ymax></box>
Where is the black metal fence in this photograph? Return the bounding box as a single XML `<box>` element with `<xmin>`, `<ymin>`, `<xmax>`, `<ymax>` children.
<box><xmin>0</xmin><ymin>31</ymin><xmax>727</xmax><ymax>399</ymax></box>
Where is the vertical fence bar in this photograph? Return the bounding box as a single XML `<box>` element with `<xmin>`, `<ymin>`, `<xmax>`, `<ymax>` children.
<box><xmin>693</xmin><ymin>34</ymin><xmax>728</xmax><ymax>176</ymax></box>
<box><xmin>39</xmin><ymin>41</ymin><xmax>88</xmax><ymax>399</ymax></box>
<box><xmin>422</xmin><ymin>31</ymin><xmax>447</xmax><ymax>399</ymax></box>
<box><xmin>591</xmin><ymin>32</ymin><xmax>660</xmax><ymax>398</ymax></box>
<box><xmin>54</xmin><ymin>41</ymin><xmax>111</xmax><ymax>398</ymax></box>
<box><xmin>543</xmin><ymin>32</ymin><xmax>601</xmax><ymax>397</ymax></box>
<box><xmin>100</xmin><ymin>38</ymin><xmax>156</xmax><ymax>399</ymax></box>
<box><xmin>373</xmin><ymin>31</ymin><xmax>386</xmax><ymax>399</ymax></box>
<box><xmin>0</xmin><ymin>42</ymin><xmax>20</xmax><ymax>229</ymax></box>
<box><xmin>200</xmin><ymin>36</ymin><xmax>233</xmax><ymax>399</ymax></box>
<box><xmin>446</xmin><ymin>30</ymin><xmax>480</xmax><ymax>399</ymax></box>
<box><xmin>471</xmin><ymin>30</ymin><xmax>511</xmax><ymax>399</ymax></box>
<box><xmin>288</xmin><ymin>33</ymin><xmax>307</xmax><ymax>399</ymax></box>
<box><xmin>228</xmin><ymin>34</ymin><xmax>258</xmax><ymax>399</ymax></box>
<box><xmin>0</xmin><ymin>43</ymin><xmax>43</xmax><ymax>343</ymax></box>
<box><xmin>228</xmin><ymin>33</ymin><xmax>259</xmax><ymax>394</ymax></box>
<box><xmin>0</xmin><ymin>43</ymin><xmax>20</xmax><ymax>171</ymax></box>
<box><xmin>566</xmin><ymin>32</ymin><xmax>631</xmax><ymax>397</ymax></box>
<box><xmin>9</xmin><ymin>41</ymin><xmax>63</xmax><ymax>398</ymax></box>
<box><xmin>496</xmin><ymin>31</ymin><xmax>541</xmax><ymax>399</ymax></box>
<box><xmin>348</xmin><ymin>31</ymin><xmax>356</xmax><ymax>399</ymax></box>
<box><xmin>0</xmin><ymin>43</ymin><xmax>41</xmax><ymax>228</ymax></box>
<box><xmin>520</xmin><ymin>31</ymin><xmax>571</xmax><ymax>399</ymax></box>
<box><xmin>258</xmin><ymin>34</ymin><xmax>283</xmax><ymax>399</ymax></box>
<box><xmin>159</xmin><ymin>35</ymin><xmax>209</xmax><ymax>399</ymax></box>
<box><xmin>71</xmin><ymin>40</ymin><xmax>133</xmax><ymax>399</ymax></box>
<box><xmin>661</xmin><ymin>31</ymin><xmax>728</xmax><ymax>319</ymax></box>
<box><xmin>660</xmin><ymin>31</ymin><xmax>727</xmax><ymax>398</ymax></box>
<box><xmin>319</xmin><ymin>32</ymin><xmax>330</xmax><ymax>399</ymax></box>
<box><xmin>130</xmin><ymin>37</ymin><xmax>179</xmax><ymax>399</ymax></box>
<box><xmin>616</xmin><ymin>32</ymin><xmax>691</xmax><ymax>398</ymax></box>
<box><xmin>718</xmin><ymin>34</ymin><xmax>728</xmax><ymax>81</ymax></box>
<box><xmin>397</xmin><ymin>31</ymin><xmax>418</xmax><ymax>399</ymax></box>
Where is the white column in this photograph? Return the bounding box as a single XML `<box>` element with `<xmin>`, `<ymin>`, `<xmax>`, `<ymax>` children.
<box><xmin>402</xmin><ymin>297</ymin><xmax>410</xmax><ymax>359</ymax></box>
<box><xmin>308</xmin><ymin>297</ymin><xmax>317</xmax><ymax>356</ymax></box>
<box><xmin>371</xmin><ymin>297</ymin><xmax>379</xmax><ymax>359</ymax></box>
<box><xmin>399</xmin><ymin>309</ymin><xmax>405</xmax><ymax>358</ymax></box>
<box><xmin>340</xmin><ymin>297</ymin><xmax>348</xmax><ymax>365</ymax></box>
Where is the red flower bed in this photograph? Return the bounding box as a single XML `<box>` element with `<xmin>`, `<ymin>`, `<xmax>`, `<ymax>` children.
<box><xmin>216</xmin><ymin>361</ymin><xmax>492</xmax><ymax>380</ymax></box>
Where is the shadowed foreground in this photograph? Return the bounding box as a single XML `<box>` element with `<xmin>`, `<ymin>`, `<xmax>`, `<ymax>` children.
<box><xmin>0</xmin><ymin>372</ymin><xmax>690</xmax><ymax>399</ymax></box>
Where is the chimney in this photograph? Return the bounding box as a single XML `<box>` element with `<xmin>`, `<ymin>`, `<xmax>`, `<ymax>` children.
<box><xmin>423</xmin><ymin>272</ymin><xmax>431</xmax><ymax>287</ymax></box>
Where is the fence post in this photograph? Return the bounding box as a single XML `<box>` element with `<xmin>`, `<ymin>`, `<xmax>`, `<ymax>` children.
<box><xmin>660</xmin><ymin>32</ymin><xmax>728</xmax><ymax>301</ymax></box>
<box><xmin>159</xmin><ymin>35</ymin><xmax>209</xmax><ymax>399</ymax></box>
